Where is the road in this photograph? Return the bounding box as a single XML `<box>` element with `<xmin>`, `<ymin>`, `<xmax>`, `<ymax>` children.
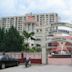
<box><xmin>0</xmin><ymin>64</ymin><xmax>72</xmax><ymax>72</ymax></box>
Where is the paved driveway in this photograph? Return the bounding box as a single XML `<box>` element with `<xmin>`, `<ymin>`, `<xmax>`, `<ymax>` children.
<box><xmin>0</xmin><ymin>64</ymin><xmax>72</xmax><ymax>72</ymax></box>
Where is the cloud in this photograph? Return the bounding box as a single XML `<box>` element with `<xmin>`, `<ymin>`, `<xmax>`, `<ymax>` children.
<box><xmin>0</xmin><ymin>0</ymin><xmax>17</xmax><ymax>16</ymax></box>
<box><xmin>25</xmin><ymin>0</ymin><xmax>66</xmax><ymax>12</ymax></box>
<box><xmin>0</xmin><ymin>0</ymin><xmax>72</xmax><ymax>23</ymax></box>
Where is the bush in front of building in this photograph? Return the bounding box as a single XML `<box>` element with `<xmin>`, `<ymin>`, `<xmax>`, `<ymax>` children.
<box><xmin>28</xmin><ymin>47</ymin><xmax>41</xmax><ymax>52</ymax></box>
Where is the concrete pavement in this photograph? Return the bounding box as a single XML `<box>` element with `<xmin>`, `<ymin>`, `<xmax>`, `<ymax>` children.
<box><xmin>0</xmin><ymin>64</ymin><xmax>72</xmax><ymax>72</ymax></box>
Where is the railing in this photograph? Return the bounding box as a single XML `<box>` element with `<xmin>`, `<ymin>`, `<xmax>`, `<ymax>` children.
<box><xmin>47</xmin><ymin>46</ymin><xmax>72</xmax><ymax>49</ymax></box>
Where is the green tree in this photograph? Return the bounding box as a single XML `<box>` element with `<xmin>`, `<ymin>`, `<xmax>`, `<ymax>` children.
<box><xmin>0</xmin><ymin>28</ymin><xmax>6</xmax><ymax>51</ymax></box>
<box><xmin>5</xmin><ymin>26</ymin><xmax>23</xmax><ymax>52</ymax></box>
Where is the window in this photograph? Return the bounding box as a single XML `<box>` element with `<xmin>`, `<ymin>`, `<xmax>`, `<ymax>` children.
<box><xmin>36</xmin><ymin>38</ymin><xmax>41</xmax><ymax>41</ymax></box>
<box><xmin>48</xmin><ymin>43</ymin><xmax>52</xmax><ymax>46</ymax></box>
<box><xmin>40</xmin><ymin>29</ymin><xmax>42</xmax><ymax>32</ymax></box>
<box><xmin>40</xmin><ymin>23</ymin><xmax>42</xmax><ymax>25</ymax></box>
<box><xmin>28</xmin><ymin>23</ymin><xmax>30</xmax><ymax>31</ymax></box>
<box><xmin>37</xmin><ymin>29</ymin><xmax>39</xmax><ymax>32</ymax></box>
<box><xmin>36</xmin><ymin>44</ymin><xmax>41</xmax><ymax>47</ymax></box>
<box><xmin>32</xmin><ymin>23</ymin><xmax>34</xmax><ymax>32</ymax></box>
<box><xmin>31</xmin><ymin>44</ymin><xmax>34</xmax><ymax>46</ymax></box>
<box><xmin>24</xmin><ymin>17</ymin><xmax>26</xmax><ymax>20</ymax></box>
<box><xmin>37</xmin><ymin>15</ymin><xmax>39</xmax><ymax>21</ymax></box>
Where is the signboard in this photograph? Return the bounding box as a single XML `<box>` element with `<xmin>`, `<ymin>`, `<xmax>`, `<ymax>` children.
<box><xmin>26</xmin><ymin>16</ymin><xmax>35</xmax><ymax>22</ymax></box>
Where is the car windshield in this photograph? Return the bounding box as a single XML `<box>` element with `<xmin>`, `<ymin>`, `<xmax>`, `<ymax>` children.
<box><xmin>0</xmin><ymin>55</ymin><xmax>3</xmax><ymax>59</ymax></box>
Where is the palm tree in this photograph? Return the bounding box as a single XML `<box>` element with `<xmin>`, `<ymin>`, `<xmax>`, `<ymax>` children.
<box><xmin>22</xmin><ymin>31</ymin><xmax>35</xmax><ymax>51</ymax></box>
<box><xmin>23</xmin><ymin>31</ymin><xmax>34</xmax><ymax>41</ymax></box>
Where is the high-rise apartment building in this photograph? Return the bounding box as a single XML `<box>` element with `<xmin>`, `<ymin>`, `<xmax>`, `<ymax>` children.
<box><xmin>0</xmin><ymin>13</ymin><xmax>59</xmax><ymax>47</ymax></box>
<box><xmin>0</xmin><ymin>13</ymin><xmax>58</xmax><ymax>31</ymax></box>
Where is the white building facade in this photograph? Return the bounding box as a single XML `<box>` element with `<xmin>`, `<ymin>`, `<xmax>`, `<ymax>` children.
<box><xmin>0</xmin><ymin>13</ymin><xmax>59</xmax><ymax>48</ymax></box>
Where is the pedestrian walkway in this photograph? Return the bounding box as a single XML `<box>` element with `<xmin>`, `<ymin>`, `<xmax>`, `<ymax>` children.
<box><xmin>0</xmin><ymin>64</ymin><xmax>72</xmax><ymax>72</ymax></box>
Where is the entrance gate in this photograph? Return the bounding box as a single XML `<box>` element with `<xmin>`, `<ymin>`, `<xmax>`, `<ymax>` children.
<box><xmin>42</xmin><ymin>36</ymin><xmax>72</xmax><ymax>65</ymax></box>
<box><xmin>47</xmin><ymin>37</ymin><xmax>72</xmax><ymax>65</ymax></box>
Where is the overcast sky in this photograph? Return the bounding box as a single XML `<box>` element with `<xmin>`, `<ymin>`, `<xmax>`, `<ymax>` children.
<box><xmin>0</xmin><ymin>0</ymin><xmax>72</xmax><ymax>23</ymax></box>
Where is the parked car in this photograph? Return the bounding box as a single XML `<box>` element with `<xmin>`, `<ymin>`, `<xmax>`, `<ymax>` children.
<box><xmin>0</xmin><ymin>55</ymin><xmax>19</xmax><ymax>69</ymax></box>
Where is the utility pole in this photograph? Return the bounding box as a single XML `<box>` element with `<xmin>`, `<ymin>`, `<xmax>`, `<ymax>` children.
<box><xmin>41</xmin><ymin>26</ymin><xmax>48</xmax><ymax>65</ymax></box>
